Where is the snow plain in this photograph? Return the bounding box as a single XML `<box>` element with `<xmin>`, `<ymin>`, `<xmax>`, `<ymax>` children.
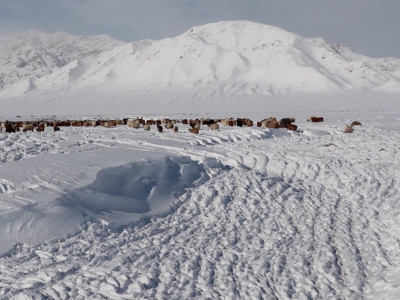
<box><xmin>0</xmin><ymin>107</ymin><xmax>400</xmax><ymax>299</ymax></box>
<box><xmin>0</xmin><ymin>20</ymin><xmax>400</xmax><ymax>299</ymax></box>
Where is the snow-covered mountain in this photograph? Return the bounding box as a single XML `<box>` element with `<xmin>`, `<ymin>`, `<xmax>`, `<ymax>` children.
<box><xmin>0</xmin><ymin>30</ymin><xmax>124</xmax><ymax>91</ymax></box>
<box><xmin>0</xmin><ymin>21</ymin><xmax>400</xmax><ymax>116</ymax></box>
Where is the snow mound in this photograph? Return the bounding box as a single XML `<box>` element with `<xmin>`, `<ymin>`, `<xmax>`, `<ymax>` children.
<box><xmin>60</xmin><ymin>156</ymin><xmax>209</xmax><ymax>214</ymax></box>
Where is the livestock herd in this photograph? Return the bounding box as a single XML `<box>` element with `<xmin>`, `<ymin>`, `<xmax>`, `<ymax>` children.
<box><xmin>0</xmin><ymin>116</ymin><xmax>360</xmax><ymax>134</ymax></box>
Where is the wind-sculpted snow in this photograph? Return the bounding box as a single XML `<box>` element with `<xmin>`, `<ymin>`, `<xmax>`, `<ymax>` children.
<box><xmin>0</xmin><ymin>116</ymin><xmax>400</xmax><ymax>299</ymax></box>
<box><xmin>60</xmin><ymin>156</ymin><xmax>209</xmax><ymax>215</ymax></box>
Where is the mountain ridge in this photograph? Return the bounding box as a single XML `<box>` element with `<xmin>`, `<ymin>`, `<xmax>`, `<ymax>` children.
<box><xmin>1</xmin><ymin>21</ymin><xmax>400</xmax><ymax>101</ymax></box>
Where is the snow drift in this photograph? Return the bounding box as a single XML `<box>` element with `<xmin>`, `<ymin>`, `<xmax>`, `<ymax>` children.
<box><xmin>60</xmin><ymin>156</ymin><xmax>209</xmax><ymax>214</ymax></box>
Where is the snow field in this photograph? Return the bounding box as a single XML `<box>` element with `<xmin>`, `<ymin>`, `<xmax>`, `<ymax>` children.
<box><xmin>0</xmin><ymin>116</ymin><xmax>399</xmax><ymax>299</ymax></box>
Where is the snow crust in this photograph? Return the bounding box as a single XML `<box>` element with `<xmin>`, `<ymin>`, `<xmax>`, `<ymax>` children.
<box><xmin>0</xmin><ymin>110</ymin><xmax>400</xmax><ymax>299</ymax></box>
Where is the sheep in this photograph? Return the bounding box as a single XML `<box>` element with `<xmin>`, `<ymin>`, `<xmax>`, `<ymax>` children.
<box><xmin>144</xmin><ymin>124</ymin><xmax>151</xmax><ymax>131</ymax></box>
<box><xmin>22</xmin><ymin>123</ymin><xmax>34</xmax><ymax>132</ymax></box>
<box><xmin>287</xmin><ymin>124</ymin><xmax>298</xmax><ymax>131</ymax></box>
<box><xmin>36</xmin><ymin>123</ymin><xmax>46</xmax><ymax>132</ymax></box>
<box><xmin>53</xmin><ymin>123</ymin><xmax>60</xmax><ymax>131</ymax></box>
<box><xmin>5</xmin><ymin>122</ymin><xmax>15</xmax><ymax>133</ymax></box>
<box><xmin>209</xmin><ymin>123</ymin><xmax>219</xmax><ymax>130</ymax></box>
<box><xmin>127</xmin><ymin>119</ymin><xmax>140</xmax><ymax>129</ymax></box>
<box><xmin>189</xmin><ymin>127</ymin><xmax>199</xmax><ymax>134</ymax></box>
<box><xmin>261</xmin><ymin>118</ymin><xmax>278</xmax><ymax>128</ymax></box>
<box><xmin>279</xmin><ymin>118</ymin><xmax>295</xmax><ymax>128</ymax></box>
<box><xmin>165</xmin><ymin>123</ymin><xmax>174</xmax><ymax>129</ymax></box>
<box><xmin>345</xmin><ymin>125</ymin><xmax>354</xmax><ymax>133</ymax></box>
<box><xmin>221</xmin><ymin>118</ymin><xmax>230</xmax><ymax>126</ymax></box>
<box><xmin>351</xmin><ymin>121</ymin><xmax>362</xmax><ymax>126</ymax></box>
<box><xmin>157</xmin><ymin>125</ymin><xmax>163</xmax><ymax>132</ymax></box>
<box><xmin>174</xmin><ymin>126</ymin><xmax>178</xmax><ymax>133</ymax></box>
<box><xmin>308</xmin><ymin>116</ymin><xmax>324</xmax><ymax>122</ymax></box>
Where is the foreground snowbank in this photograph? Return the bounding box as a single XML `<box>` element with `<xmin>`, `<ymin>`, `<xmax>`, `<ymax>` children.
<box><xmin>0</xmin><ymin>112</ymin><xmax>400</xmax><ymax>299</ymax></box>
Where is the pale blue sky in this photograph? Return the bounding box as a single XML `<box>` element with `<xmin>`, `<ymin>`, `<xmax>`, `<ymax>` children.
<box><xmin>0</xmin><ymin>0</ymin><xmax>399</xmax><ymax>58</ymax></box>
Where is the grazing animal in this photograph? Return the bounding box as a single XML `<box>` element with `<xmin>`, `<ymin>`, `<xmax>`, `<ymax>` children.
<box><xmin>143</xmin><ymin>124</ymin><xmax>150</xmax><ymax>131</ymax></box>
<box><xmin>189</xmin><ymin>127</ymin><xmax>199</xmax><ymax>134</ymax></box>
<box><xmin>308</xmin><ymin>116</ymin><xmax>324</xmax><ymax>122</ymax></box>
<box><xmin>221</xmin><ymin>118</ymin><xmax>230</xmax><ymax>126</ymax></box>
<box><xmin>351</xmin><ymin>121</ymin><xmax>362</xmax><ymax>126</ymax></box>
<box><xmin>157</xmin><ymin>125</ymin><xmax>163</xmax><ymax>132</ymax></box>
<box><xmin>22</xmin><ymin>123</ymin><xmax>34</xmax><ymax>132</ymax></box>
<box><xmin>53</xmin><ymin>123</ymin><xmax>60</xmax><ymax>131</ymax></box>
<box><xmin>173</xmin><ymin>126</ymin><xmax>178</xmax><ymax>133</ymax></box>
<box><xmin>279</xmin><ymin>118</ymin><xmax>295</xmax><ymax>128</ymax></box>
<box><xmin>36</xmin><ymin>123</ymin><xmax>45</xmax><ymax>132</ymax></box>
<box><xmin>127</xmin><ymin>119</ymin><xmax>140</xmax><ymax>129</ymax></box>
<box><xmin>261</xmin><ymin>117</ymin><xmax>277</xmax><ymax>128</ymax></box>
<box><xmin>287</xmin><ymin>124</ymin><xmax>298</xmax><ymax>131</ymax></box>
<box><xmin>345</xmin><ymin>125</ymin><xmax>354</xmax><ymax>133</ymax></box>
<box><xmin>194</xmin><ymin>122</ymin><xmax>201</xmax><ymax>129</ymax></box>
<box><xmin>182</xmin><ymin>119</ymin><xmax>188</xmax><ymax>125</ymax></box>
<box><xmin>165</xmin><ymin>123</ymin><xmax>174</xmax><ymax>129</ymax></box>
<box><xmin>5</xmin><ymin>122</ymin><xmax>15</xmax><ymax>133</ymax></box>
<box><xmin>209</xmin><ymin>123</ymin><xmax>219</xmax><ymax>130</ymax></box>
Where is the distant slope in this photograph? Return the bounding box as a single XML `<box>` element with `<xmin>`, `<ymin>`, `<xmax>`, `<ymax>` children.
<box><xmin>0</xmin><ymin>30</ymin><xmax>125</xmax><ymax>91</ymax></box>
<box><xmin>0</xmin><ymin>21</ymin><xmax>399</xmax><ymax>113</ymax></box>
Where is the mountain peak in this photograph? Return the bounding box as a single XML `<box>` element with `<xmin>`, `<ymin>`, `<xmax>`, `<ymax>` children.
<box><xmin>1</xmin><ymin>21</ymin><xmax>400</xmax><ymax>101</ymax></box>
